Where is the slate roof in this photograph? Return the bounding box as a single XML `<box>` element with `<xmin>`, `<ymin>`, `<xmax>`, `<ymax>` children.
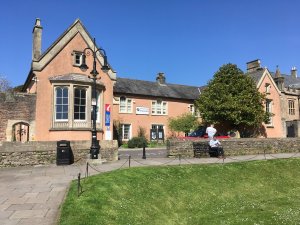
<box><xmin>247</xmin><ymin>69</ymin><xmax>300</xmax><ymax>89</ymax></box>
<box><xmin>247</xmin><ymin>69</ymin><xmax>265</xmax><ymax>84</ymax></box>
<box><xmin>269</xmin><ymin>72</ymin><xmax>300</xmax><ymax>88</ymax></box>
<box><xmin>114</xmin><ymin>77</ymin><xmax>202</xmax><ymax>100</ymax></box>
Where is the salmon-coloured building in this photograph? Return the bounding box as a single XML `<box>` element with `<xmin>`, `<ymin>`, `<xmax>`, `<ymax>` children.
<box><xmin>247</xmin><ymin>59</ymin><xmax>300</xmax><ymax>137</ymax></box>
<box><xmin>19</xmin><ymin>19</ymin><xmax>200</xmax><ymax>142</ymax></box>
<box><xmin>22</xmin><ymin>19</ymin><xmax>117</xmax><ymax>141</ymax></box>
<box><xmin>112</xmin><ymin>74</ymin><xmax>201</xmax><ymax>141</ymax></box>
<box><xmin>2</xmin><ymin>20</ymin><xmax>300</xmax><ymax>144</ymax></box>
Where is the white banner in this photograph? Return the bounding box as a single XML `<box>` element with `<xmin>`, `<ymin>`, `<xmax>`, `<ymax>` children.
<box><xmin>136</xmin><ymin>107</ymin><xmax>149</xmax><ymax>115</ymax></box>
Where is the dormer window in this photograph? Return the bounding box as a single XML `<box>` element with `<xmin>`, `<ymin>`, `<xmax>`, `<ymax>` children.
<box><xmin>73</xmin><ymin>51</ymin><xmax>83</xmax><ymax>66</ymax></box>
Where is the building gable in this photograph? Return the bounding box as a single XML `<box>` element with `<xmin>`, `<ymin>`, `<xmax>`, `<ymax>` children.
<box><xmin>23</xmin><ymin>19</ymin><xmax>116</xmax><ymax>91</ymax></box>
<box><xmin>256</xmin><ymin>69</ymin><xmax>281</xmax><ymax>96</ymax></box>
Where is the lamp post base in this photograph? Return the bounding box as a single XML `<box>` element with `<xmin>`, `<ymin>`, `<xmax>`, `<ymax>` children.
<box><xmin>90</xmin><ymin>139</ymin><xmax>100</xmax><ymax>159</ymax></box>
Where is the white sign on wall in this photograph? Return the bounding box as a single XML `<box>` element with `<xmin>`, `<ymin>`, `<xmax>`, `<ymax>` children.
<box><xmin>136</xmin><ymin>107</ymin><xmax>149</xmax><ymax>115</ymax></box>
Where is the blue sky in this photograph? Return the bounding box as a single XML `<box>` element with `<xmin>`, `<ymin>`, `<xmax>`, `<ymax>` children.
<box><xmin>1</xmin><ymin>0</ymin><xmax>300</xmax><ymax>87</ymax></box>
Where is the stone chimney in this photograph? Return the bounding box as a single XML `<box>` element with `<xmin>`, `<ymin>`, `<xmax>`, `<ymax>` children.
<box><xmin>156</xmin><ymin>72</ymin><xmax>166</xmax><ymax>85</ymax></box>
<box><xmin>32</xmin><ymin>18</ymin><xmax>42</xmax><ymax>61</ymax></box>
<box><xmin>246</xmin><ymin>59</ymin><xmax>261</xmax><ymax>72</ymax></box>
<box><xmin>274</xmin><ymin>66</ymin><xmax>284</xmax><ymax>91</ymax></box>
<box><xmin>291</xmin><ymin>67</ymin><xmax>297</xmax><ymax>78</ymax></box>
<box><xmin>274</xmin><ymin>65</ymin><xmax>281</xmax><ymax>78</ymax></box>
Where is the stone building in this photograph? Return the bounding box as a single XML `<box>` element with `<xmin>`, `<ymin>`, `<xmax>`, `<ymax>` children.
<box><xmin>247</xmin><ymin>59</ymin><xmax>300</xmax><ymax>137</ymax></box>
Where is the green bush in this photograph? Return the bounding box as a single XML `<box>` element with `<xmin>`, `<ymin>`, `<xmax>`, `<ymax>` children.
<box><xmin>127</xmin><ymin>137</ymin><xmax>148</xmax><ymax>148</ymax></box>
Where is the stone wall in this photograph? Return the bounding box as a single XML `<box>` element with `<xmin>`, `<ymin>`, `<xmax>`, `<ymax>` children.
<box><xmin>167</xmin><ymin>138</ymin><xmax>300</xmax><ymax>158</ymax></box>
<box><xmin>0</xmin><ymin>140</ymin><xmax>118</xmax><ymax>167</ymax></box>
<box><xmin>0</xmin><ymin>92</ymin><xmax>36</xmax><ymax>141</ymax></box>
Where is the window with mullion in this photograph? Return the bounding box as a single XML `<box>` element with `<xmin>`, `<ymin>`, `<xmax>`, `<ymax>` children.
<box><xmin>55</xmin><ymin>87</ymin><xmax>69</xmax><ymax>121</ymax></box>
<box><xmin>288</xmin><ymin>100</ymin><xmax>295</xmax><ymax>115</ymax></box>
<box><xmin>74</xmin><ymin>88</ymin><xmax>86</xmax><ymax>120</ymax></box>
<box><xmin>152</xmin><ymin>100</ymin><xmax>167</xmax><ymax>115</ymax></box>
<box><xmin>119</xmin><ymin>97</ymin><xmax>132</xmax><ymax>113</ymax></box>
<box><xmin>265</xmin><ymin>99</ymin><xmax>273</xmax><ymax>125</ymax></box>
<box><xmin>121</xmin><ymin>124</ymin><xmax>131</xmax><ymax>140</ymax></box>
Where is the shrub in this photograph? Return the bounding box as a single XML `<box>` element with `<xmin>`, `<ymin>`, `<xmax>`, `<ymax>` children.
<box><xmin>137</xmin><ymin>126</ymin><xmax>147</xmax><ymax>138</ymax></box>
<box><xmin>127</xmin><ymin>137</ymin><xmax>148</xmax><ymax>148</ymax></box>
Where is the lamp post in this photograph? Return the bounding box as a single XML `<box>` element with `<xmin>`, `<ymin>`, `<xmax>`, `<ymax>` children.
<box><xmin>80</xmin><ymin>38</ymin><xmax>109</xmax><ymax>159</ymax></box>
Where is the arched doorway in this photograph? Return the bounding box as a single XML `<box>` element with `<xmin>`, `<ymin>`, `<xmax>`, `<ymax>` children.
<box><xmin>12</xmin><ymin>122</ymin><xmax>29</xmax><ymax>142</ymax></box>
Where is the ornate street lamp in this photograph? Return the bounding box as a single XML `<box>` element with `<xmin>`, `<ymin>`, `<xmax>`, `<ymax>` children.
<box><xmin>80</xmin><ymin>38</ymin><xmax>109</xmax><ymax>159</ymax></box>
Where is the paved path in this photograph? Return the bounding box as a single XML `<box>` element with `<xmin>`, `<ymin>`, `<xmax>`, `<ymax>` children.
<box><xmin>1</xmin><ymin>152</ymin><xmax>300</xmax><ymax>225</ymax></box>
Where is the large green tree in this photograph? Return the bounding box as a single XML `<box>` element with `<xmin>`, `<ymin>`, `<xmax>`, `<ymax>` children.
<box><xmin>196</xmin><ymin>63</ymin><xmax>269</xmax><ymax>137</ymax></box>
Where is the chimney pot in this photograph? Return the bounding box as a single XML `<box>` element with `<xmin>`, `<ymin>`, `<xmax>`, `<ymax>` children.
<box><xmin>156</xmin><ymin>72</ymin><xmax>166</xmax><ymax>85</ymax></box>
<box><xmin>291</xmin><ymin>67</ymin><xmax>297</xmax><ymax>78</ymax></box>
<box><xmin>246</xmin><ymin>59</ymin><xmax>261</xmax><ymax>72</ymax></box>
<box><xmin>32</xmin><ymin>18</ymin><xmax>43</xmax><ymax>61</ymax></box>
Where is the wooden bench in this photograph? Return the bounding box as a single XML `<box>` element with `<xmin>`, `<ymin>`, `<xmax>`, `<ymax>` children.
<box><xmin>193</xmin><ymin>142</ymin><xmax>219</xmax><ymax>158</ymax></box>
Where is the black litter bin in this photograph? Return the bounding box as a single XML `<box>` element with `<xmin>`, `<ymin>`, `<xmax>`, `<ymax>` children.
<box><xmin>56</xmin><ymin>140</ymin><xmax>72</xmax><ymax>165</ymax></box>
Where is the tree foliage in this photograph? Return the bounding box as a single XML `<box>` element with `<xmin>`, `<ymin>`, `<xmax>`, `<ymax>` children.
<box><xmin>195</xmin><ymin>64</ymin><xmax>269</xmax><ymax>136</ymax></box>
<box><xmin>168</xmin><ymin>113</ymin><xmax>199</xmax><ymax>135</ymax></box>
<box><xmin>0</xmin><ymin>75</ymin><xmax>11</xmax><ymax>92</ymax></box>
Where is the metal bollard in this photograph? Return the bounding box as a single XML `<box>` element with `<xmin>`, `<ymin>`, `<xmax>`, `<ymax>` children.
<box><xmin>142</xmin><ymin>143</ymin><xmax>146</xmax><ymax>159</ymax></box>
<box><xmin>86</xmin><ymin>162</ymin><xmax>89</xmax><ymax>177</ymax></box>
<box><xmin>77</xmin><ymin>173</ymin><xmax>81</xmax><ymax>197</ymax></box>
<box><xmin>129</xmin><ymin>155</ymin><xmax>131</xmax><ymax>168</ymax></box>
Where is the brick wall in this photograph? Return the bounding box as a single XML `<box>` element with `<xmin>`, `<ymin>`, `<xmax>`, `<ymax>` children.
<box><xmin>0</xmin><ymin>92</ymin><xmax>36</xmax><ymax>141</ymax></box>
<box><xmin>167</xmin><ymin>138</ymin><xmax>300</xmax><ymax>158</ymax></box>
<box><xmin>0</xmin><ymin>140</ymin><xmax>118</xmax><ymax>167</ymax></box>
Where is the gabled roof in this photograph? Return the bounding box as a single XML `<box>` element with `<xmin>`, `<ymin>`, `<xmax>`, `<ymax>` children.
<box><xmin>23</xmin><ymin>19</ymin><xmax>116</xmax><ymax>91</ymax></box>
<box><xmin>247</xmin><ymin>69</ymin><xmax>265</xmax><ymax>84</ymax></box>
<box><xmin>114</xmin><ymin>77</ymin><xmax>202</xmax><ymax>100</ymax></box>
<box><xmin>248</xmin><ymin>69</ymin><xmax>300</xmax><ymax>89</ymax></box>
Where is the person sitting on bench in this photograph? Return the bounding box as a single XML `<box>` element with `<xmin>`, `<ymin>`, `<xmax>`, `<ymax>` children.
<box><xmin>209</xmin><ymin>135</ymin><xmax>225</xmax><ymax>158</ymax></box>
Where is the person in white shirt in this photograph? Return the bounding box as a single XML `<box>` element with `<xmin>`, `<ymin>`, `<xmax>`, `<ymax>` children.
<box><xmin>206</xmin><ymin>124</ymin><xmax>216</xmax><ymax>140</ymax></box>
<box><xmin>209</xmin><ymin>136</ymin><xmax>225</xmax><ymax>158</ymax></box>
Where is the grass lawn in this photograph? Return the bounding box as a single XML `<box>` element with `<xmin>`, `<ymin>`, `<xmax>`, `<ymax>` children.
<box><xmin>59</xmin><ymin>158</ymin><xmax>300</xmax><ymax>225</ymax></box>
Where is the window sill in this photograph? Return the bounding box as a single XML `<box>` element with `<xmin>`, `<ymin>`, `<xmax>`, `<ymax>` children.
<box><xmin>50</xmin><ymin>128</ymin><xmax>103</xmax><ymax>132</ymax></box>
<box><xmin>266</xmin><ymin>125</ymin><xmax>274</xmax><ymax>128</ymax></box>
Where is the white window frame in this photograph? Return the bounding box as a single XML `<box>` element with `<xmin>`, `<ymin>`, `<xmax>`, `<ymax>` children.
<box><xmin>288</xmin><ymin>100</ymin><xmax>295</xmax><ymax>115</ymax></box>
<box><xmin>189</xmin><ymin>104</ymin><xmax>200</xmax><ymax>117</ymax></box>
<box><xmin>119</xmin><ymin>96</ymin><xmax>132</xmax><ymax>113</ymax></box>
<box><xmin>73</xmin><ymin>52</ymin><xmax>82</xmax><ymax>66</ymax></box>
<box><xmin>265</xmin><ymin>99</ymin><xmax>273</xmax><ymax>126</ymax></box>
<box><xmin>151</xmin><ymin>100</ymin><xmax>167</xmax><ymax>115</ymax></box>
<box><xmin>265</xmin><ymin>83</ymin><xmax>271</xmax><ymax>94</ymax></box>
<box><xmin>74</xmin><ymin>87</ymin><xmax>87</xmax><ymax>121</ymax></box>
<box><xmin>121</xmin><ymin>124</ymin><xmax>131</xmax><ymax>140</ymax></box>
<box><xmin>54</xmin><ymin>86</ymin><xmax>69</xmax><ymax>121</ymax></box>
